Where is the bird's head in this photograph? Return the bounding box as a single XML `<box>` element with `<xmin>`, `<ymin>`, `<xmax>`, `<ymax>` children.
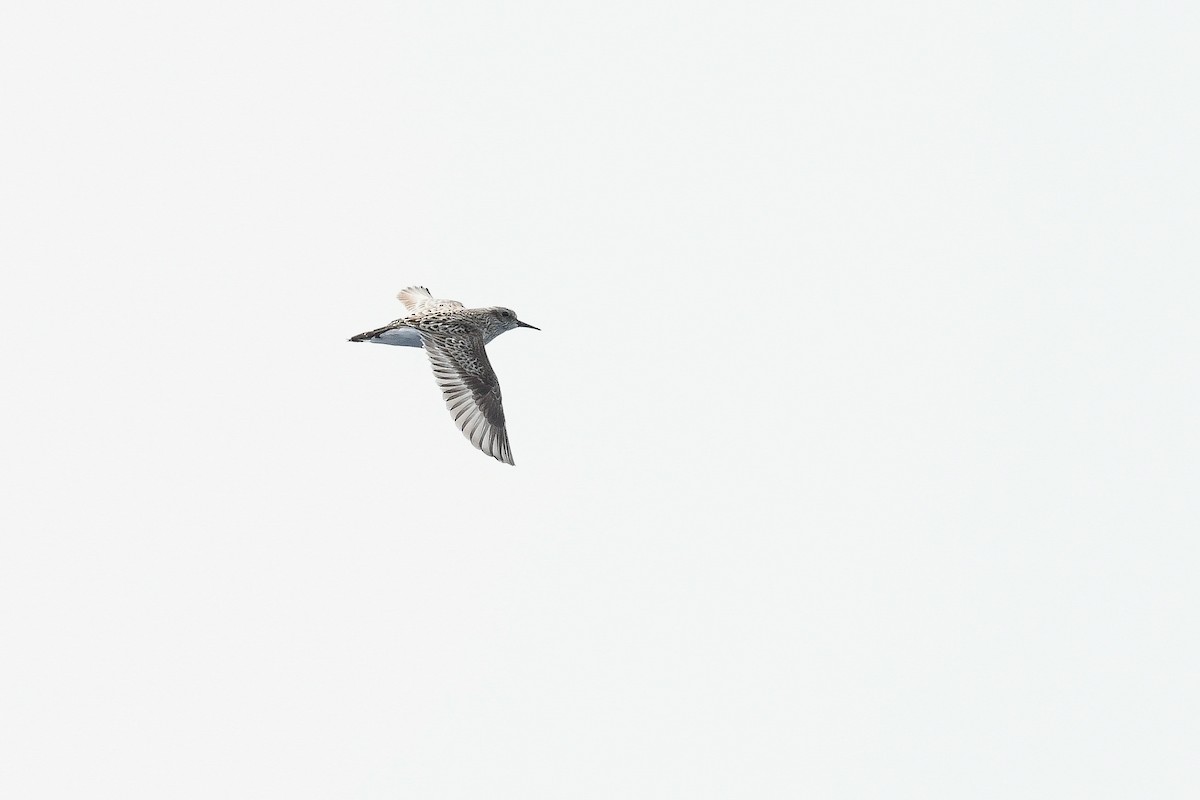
<box><xmin>490</xmin><ymin>307</ymin><xmax>540</xmax><ymax>334</ymax></box>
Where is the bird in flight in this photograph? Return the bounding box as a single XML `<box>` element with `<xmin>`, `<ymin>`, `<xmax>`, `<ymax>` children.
<box><xmin>349</xmin><ymin>286</ymin><xmax>539</xmax><ymax>465</ymax></box>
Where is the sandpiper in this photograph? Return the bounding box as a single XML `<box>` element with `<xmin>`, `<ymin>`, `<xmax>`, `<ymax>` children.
<box><xmin>349</xmin><ymin>286</ymin><xmax>539</xmax><ymax>465</ymax></box>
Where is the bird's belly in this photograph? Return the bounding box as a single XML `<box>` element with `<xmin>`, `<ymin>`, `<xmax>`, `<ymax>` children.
<box><xmin>368</xmin><ymin>327</ymin><xmax>423</xmax><ymax>347</ymax></box>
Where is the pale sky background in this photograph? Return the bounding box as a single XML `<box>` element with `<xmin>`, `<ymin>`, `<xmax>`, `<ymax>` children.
<box><xmin>1</xmin><ymin>1</ymin><xmax>1197</xmax><ymax>798</ymax></box>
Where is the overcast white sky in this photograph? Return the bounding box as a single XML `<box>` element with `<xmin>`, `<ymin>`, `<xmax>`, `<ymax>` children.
<box><xmin>2</xmin><ymin>1</ymin><xmax>1197</xmax><ymax>798</ymax></box>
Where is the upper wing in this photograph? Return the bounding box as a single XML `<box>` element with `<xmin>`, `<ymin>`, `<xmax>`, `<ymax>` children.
<box><xmin>397</xmin><ymin>286</ymin><xmax>464</xmax><ymax>313</ymax></box>
<box><xmin>419</xmin><ymin>329</ymin><xmax>514</xmax><ymax>465</ymax></box>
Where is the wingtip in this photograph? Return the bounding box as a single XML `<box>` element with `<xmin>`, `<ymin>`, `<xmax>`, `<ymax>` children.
<box><xmin>397</xmin><ymin>286</ymin><xmax>434</xmax><ymax>307</ymax></box>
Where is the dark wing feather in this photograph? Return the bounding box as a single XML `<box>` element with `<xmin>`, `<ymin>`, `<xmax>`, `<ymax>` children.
<box><xmin>419</xmin><ymin>330</ymin><xmax>513</xmax><ymax>465</ymax></box>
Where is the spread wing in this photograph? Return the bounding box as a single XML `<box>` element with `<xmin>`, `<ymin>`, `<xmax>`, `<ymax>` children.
<box><xmin>397</xmin><ymin>286</ymin><xmax>463</xmax><ymax>314</ymax></box>
<box><xmin>419</xmin><ymin>329</ymin><xmax>513</xmax><ymax>465</ymax></box>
